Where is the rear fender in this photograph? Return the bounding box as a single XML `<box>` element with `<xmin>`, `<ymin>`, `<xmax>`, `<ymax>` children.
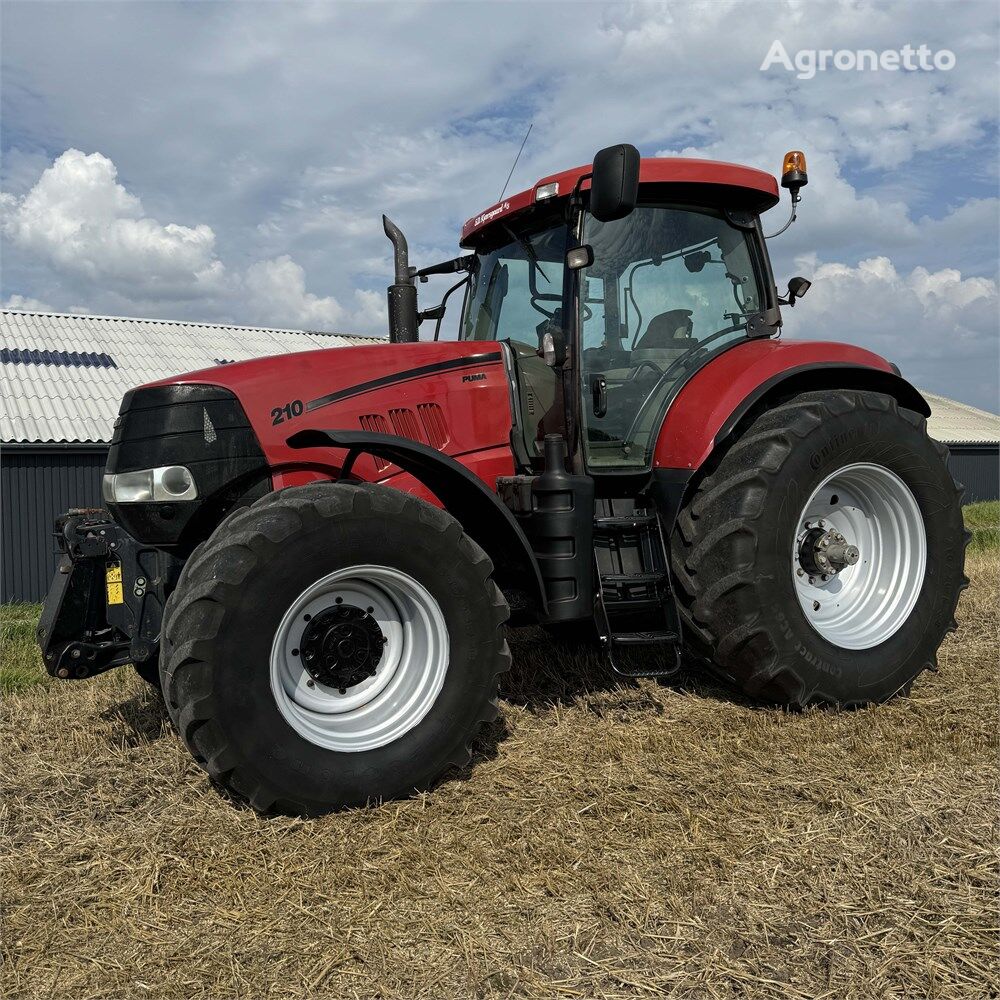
<box><xmin>653</xmin><ymin>339</ymin><xmax>928</xmax><ymax>473</ymax></box>
<box><xmin>288</xmin><ymin>428</ymin><xmax>548</xmax><ymax>614</ymax></box>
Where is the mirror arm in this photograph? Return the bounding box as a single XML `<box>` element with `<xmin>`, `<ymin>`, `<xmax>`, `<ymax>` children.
<box><xmin>414</xmin><ymin>254</ymin><xmax>476</xmax><ymax>281</ymax></box>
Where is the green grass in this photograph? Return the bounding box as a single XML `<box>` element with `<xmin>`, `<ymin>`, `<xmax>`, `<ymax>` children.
<box><xmin>964</xmin><ymin>500</ymin><xmax>999</xmax><ymax>552</ymax></box>
<box><xmin>0</xmin><ymin>602</ymin><xmax>48</xmax><ymax>695</ymax></box>
<box><xmin>3</xmin><ymin>503</ymin><xmax>995</xmax><ymax>695</ymax></box>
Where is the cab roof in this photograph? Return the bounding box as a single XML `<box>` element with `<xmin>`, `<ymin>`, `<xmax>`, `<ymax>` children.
<box><xmin>460</xmin><ymin>156</ymin><xmax>780</xmax><ymax>247</ymax></box>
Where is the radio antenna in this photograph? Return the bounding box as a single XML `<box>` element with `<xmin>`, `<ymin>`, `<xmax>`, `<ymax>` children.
<box><xmin>499</xmin><ymin>123</ymin><xmax>533</xmax><ymax>201</ymax></box>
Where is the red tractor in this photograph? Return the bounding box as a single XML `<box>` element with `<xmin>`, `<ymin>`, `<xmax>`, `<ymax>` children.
<box><xmin>38</xmin><ymin>145</ymin><xmax>967</xmax><ymax>815</ymax></box>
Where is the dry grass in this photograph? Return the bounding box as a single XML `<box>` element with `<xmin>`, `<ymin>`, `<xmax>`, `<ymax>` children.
<box><xmin>1</xmin><ymin>554</ymin><xmax>996</xmax><ymax>999</ymax></box>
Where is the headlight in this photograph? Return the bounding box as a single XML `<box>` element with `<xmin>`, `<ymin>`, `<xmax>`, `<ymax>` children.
<box><xmin>103</xmin><ymin>466</ymin><xmax>198</xmax><ymax>503</ymax></box>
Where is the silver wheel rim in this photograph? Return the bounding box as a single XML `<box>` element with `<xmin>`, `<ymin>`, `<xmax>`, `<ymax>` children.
<box><xmin>269</xmin><ymin>565</ymin><xmax>449</xmax><ymax>752</ymax></box>
<box><xmin>792</xmin><ymin>463</ymin><xmax>927</xmax><ymax>650</ymax></box>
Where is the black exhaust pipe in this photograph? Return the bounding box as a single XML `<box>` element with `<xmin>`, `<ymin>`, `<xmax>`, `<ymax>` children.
<box><xmin>383</xmin><ymin>215</ymin><xmax>419</xmax><ymax>344</ymax></box>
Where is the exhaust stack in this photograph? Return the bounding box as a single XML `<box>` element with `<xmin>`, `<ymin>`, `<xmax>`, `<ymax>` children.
<box><xmin>383</xmin><ymin>215</ymin><xmax>419</xmax><ymax>344</ymax></box>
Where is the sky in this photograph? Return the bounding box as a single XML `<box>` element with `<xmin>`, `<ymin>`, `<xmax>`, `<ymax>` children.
<box><xmin>1</xmin><ymin>0</ymin><xmax>997</xmax><ymax>409</ymax></box>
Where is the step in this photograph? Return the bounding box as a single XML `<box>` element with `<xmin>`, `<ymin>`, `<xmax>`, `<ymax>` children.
<box><xmin>600</xmin><ymin>572</ymin><xmax>667</xmax><ymax>586</ymax></box>
<box><xmin>603</xmin><ymin>595</ymin><xmax>663</xmax><ymax>612</ymax></box>
<box><xmin>593</xmin><ymin>513</ymin><xmax>658</xmax><ymax>530</ymax></box>
<box><xmin>610</xmin><ymin>630</ymin><xmax>678</xmax><ymax>646</ymax></box>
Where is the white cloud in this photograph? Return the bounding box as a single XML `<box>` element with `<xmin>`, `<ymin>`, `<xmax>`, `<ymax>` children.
<box><xmin>241</xmin><ymin>259</ymin><xmax>386</xmax><ymax>333</ymax></box>
<box><xmin>1</xmin><ymin>150</ymin><xmax>226</xmax><ymax>298</ymax></box>
<box><xmin>1</xmin><ymin>149</ymin><xmax>379</xmax><ymax>333</ymax></box>
<box><xmin>243</xmin><ymin>255</ymin><xmax>344</xmax><ymax>329</ymax></box>
<box><xmin>783</xmin><ymin>256</ymin><xmax>998</xmax><ymax>407</ymax></box>
<box><xmin>1</xmin><ymin>293</ymin><xmax>54</xmax><ymax>312</ymax></box>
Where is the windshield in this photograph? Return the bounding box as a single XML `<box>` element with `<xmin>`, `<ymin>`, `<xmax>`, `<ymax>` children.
<box><xmin>460</xmin><ymin>220</ymin><xmax>567</xmax><ymax>343</ymax></box>
<box><xmin>580</xmin><ymin>204</ymin><xmax>765</xmax><ymax>471</ymax></box>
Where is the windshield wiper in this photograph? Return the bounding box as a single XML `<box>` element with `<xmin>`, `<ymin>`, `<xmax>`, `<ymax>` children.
<box><xmin>503</xmin><ymin>224</ymin><xmax>549</xmax><ymax>284</ymax></box>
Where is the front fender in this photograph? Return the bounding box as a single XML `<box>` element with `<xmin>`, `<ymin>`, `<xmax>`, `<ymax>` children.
<box><xmin>653</xmin><ymin>339</ymin><xmax>928</xmax><ymax>472</ymax></box>
<box><xmin>288</xmin><ymin>428</ymin><xmax>548</xmax><ymax>614</ymax></box>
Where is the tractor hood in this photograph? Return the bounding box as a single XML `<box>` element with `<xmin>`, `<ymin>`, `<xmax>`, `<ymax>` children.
<box><xmin>142</xmin><ymin>340</ymin><xmax>504</xmax><ymax>433</ymax></box>
<box><xmin>110</xmin><ymin>338</ymin><xmax>513</xmax><ymax>549</ymax></box>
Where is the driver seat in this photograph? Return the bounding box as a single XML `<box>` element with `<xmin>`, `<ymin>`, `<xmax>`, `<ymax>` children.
<box><xmin>633</xmin><ymin>309</ymin><xmax>697</xmax><ymax>368</ymax></box>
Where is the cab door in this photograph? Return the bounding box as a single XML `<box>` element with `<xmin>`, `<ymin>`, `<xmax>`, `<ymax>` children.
<box><xmin>578</xmin><ymin>204</ymin><xmax>769</xmax><ymax>473</ymax></box>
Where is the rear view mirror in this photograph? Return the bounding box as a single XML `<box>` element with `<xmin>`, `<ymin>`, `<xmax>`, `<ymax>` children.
<box><xmin>590</xmin><ymin>144</ymin><xmax>640</xmax><ymax>223</ymax></box>
<box><xmin>565</xmin><ymin>245</ymin><xmax>594</xmax><ymax>271</ymax></box>
<box><xmin>537</xmin><ymin>317</ymin><xmax>567</xmax><ymax>368</ymax></box>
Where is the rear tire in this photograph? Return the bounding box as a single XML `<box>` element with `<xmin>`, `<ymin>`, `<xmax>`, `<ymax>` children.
<box><xmin>670</xmin><ymin>390</ymin><xmax>967</xmax><ymax>707</ymax></box>
<box><xmin>159</xmin><ymin>482</ymin><xmax>510</xmax><ymax>815</ymax></box>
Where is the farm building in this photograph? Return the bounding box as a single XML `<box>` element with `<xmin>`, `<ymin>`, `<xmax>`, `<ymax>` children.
<box><xmin>920</xmin><ymin>392</ymin><xmax>1000</xmax><ymax>504</ymax></box>
<box><xmin>1</xmin><ymin>309</ymin><xmax>378</xmax><ymax>602</ymax></box>
<box><xmin>2</xmin><ymin>308</ymin><xmax>998</xmax><ymax>602</ymax></box>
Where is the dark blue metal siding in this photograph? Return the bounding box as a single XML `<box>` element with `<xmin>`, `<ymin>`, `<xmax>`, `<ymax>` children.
<box><xmin>1</xmin><ymin>447</ymin><xmax>109</xmax><ymax>603</ymax></box>
<box><xmin>948</xmin><ymin>445</ymin><xmax>999</xmax><ymax>504</ymax></box>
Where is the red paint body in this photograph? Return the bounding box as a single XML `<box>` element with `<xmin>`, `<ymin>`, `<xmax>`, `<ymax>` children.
<box><xmin>149</xmin><ymin>341</ymin><xmax>516</xmax><ymax>503</ymax></box>
<box><xmin>653</xmin><ymin>339</ymin><xmax>896</xmax><ymax>470</ymax></box>
<box><xmin>149</xmin><ymin>336</ymin><xmax>897</xmax><ymax>493</ymax></box>
<box><xmin>461</xmin><ymin>157</ymin><xmax>780</xmax><ymax>245</ymax></box>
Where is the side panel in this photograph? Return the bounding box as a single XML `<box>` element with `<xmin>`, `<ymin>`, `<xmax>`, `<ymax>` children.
<box><xmin>652</xmin><ymin>339</ymin><xmax>901</xmax><ymax>471</ymax></box>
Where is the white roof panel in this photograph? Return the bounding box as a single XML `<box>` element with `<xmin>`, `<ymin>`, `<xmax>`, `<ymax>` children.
<box><xmin>923</xmin><ymin>391</ymin><xmax>1000</xmax><ymax>446</ymax></box>
<box><xmin>1</xmin><ymin>309</ymin><xmax>380</xmax><ymax>443</ymax></box>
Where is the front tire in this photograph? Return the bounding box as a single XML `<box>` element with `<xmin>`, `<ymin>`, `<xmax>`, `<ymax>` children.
<box><xmin>670</xmin><ymin>390</ymin><xmax>967</xmax><ymax>707</ymax></box>
<box><xmin>160</xmin><ymin>483</ymin><xmax>510</xmax><ymax>815</ymax></box>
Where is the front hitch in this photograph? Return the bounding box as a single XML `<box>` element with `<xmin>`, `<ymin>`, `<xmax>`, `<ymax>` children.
<box><xmin>37</xmin><ymin>509</ymin><xmax>181</xmax><ymax>680</ymax></box>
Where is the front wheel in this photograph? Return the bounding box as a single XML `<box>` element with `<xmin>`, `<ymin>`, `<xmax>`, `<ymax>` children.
<box><xmin>160</xmin><ymin>483</ymin><xmax>510</xmax><ymax>815</ymax></box>
<box><xmin>670</xmin><ymin>390</ymin><xmax>967</xmax><ymax>707</ymax></box>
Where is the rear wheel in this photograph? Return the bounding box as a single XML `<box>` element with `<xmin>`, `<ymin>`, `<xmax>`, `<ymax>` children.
<box><xmin>160</xmin><ymin>482</ymin><xmax>510</xmax><ymax>815</ymax></box>
<box><xmin>670</xmin><ymin>390</ymin><xmax>967</xmax><ymax>707</ymax></box>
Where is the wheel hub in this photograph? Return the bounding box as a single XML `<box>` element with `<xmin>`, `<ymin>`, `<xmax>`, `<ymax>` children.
<box><xmin>300</xmin><ymin>604</ymin><xmax>385</xmax><ymax>692</ymax></box>
<box><xmin>797</xmin><ymin>523</ymin><xmax>860</xmax><ymax>581</ymax></box>
<box><xmin>791</xmin><ymin>464</ymin><xmax>927</xmax><ymax>650</ymax></box>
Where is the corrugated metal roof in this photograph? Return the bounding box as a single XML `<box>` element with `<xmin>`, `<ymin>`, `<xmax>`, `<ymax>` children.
<box><xmin>924</xmin><ymin>391</ymin><xmax>1000</xmax><ymax>445</ymax></box>
<box><xmin>0</xmin><ymin>309</ymin><xmax>380</xmax><ymax>443</ymax></box>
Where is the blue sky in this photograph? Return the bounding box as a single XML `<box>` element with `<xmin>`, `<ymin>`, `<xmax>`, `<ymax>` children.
<box><xmin>1</xmin><ymin>0</ymin><xmax>997</xmax><ymax>408</ymax></box>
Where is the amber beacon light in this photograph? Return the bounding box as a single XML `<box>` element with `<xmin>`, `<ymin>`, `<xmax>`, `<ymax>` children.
<box><xmin>781</xmin><ymin>150</ymin><xmax>808</xmax><ymax>196</ymax></box>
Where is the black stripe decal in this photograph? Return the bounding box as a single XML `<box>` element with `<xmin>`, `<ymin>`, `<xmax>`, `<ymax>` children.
<box><xmin>306</xmin><ymin>351</ymin><xmax>503</xmax><ymax>412</ymax></box>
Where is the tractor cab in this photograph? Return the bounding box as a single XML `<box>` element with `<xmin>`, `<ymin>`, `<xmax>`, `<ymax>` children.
<box><xmin>394</xmin><ymin>146</ymin><xmax>793</xmax><ymax>483</ymax></box>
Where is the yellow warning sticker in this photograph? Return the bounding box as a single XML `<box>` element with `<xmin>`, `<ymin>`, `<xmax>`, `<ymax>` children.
<box><xmin>106</xmin><ymin>564</ymin><xmax>124</xmax><ymax>605</ymax></box>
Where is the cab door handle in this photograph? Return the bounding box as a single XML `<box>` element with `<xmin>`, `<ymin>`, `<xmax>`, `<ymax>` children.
<box><xmin>591</xmin><ymin>374</ymin><xmax>607</xmax><ymax>418</ymax></box>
